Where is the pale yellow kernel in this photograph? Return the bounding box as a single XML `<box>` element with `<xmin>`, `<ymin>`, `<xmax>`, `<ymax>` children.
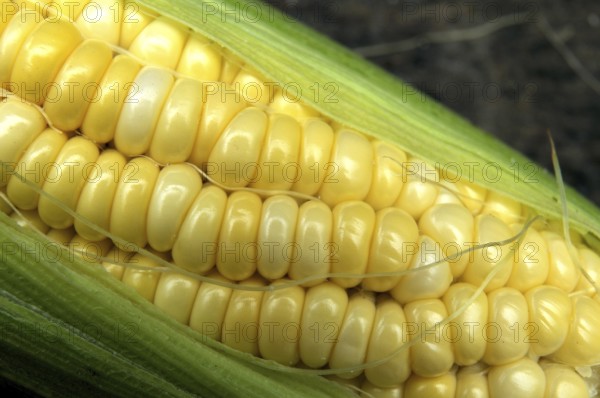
<box><xmin>69</xmin><ymin>235</ymin><xmax>112</xmax><ymax>264</ymax></box>
<box><xmin>434</xmin><ymin>186</ymin><xmax>466</xmax><ymax>207</ymax></box>
<box><xmin>268</xmin><ymin>88</ymin><xmax>320</xmax><ymax>120</ymax></box>
<box><xmin>525</xmin><ymin>286</ymin><xmax>571</xmax><ymax>357</ymax></box>
<box><xmin>329</xmin><ymin>292</ymin><xmax>376</xmax><ymax>379</ymax></box>
<box><xmin>288</xmin><ymin>200</ymin><xmax>332</xmax><ymax>287</ymax></box>
<box><xmin>154</xmin><ymin>272</ymin><xmax>200</xmax><ymax>324</ymax></box>
<box><xmin>540</xmin><ymin>361</ymin><xmax>590</xmax><ymax>398</ymax></box>
<box><xmin>461</xmin><ymin>214</ymin><xmax>515</xmax><ymax>292</ymax></box>
<box><xmin>506</xmin><ymin>224</ymin><xmax>550</xmax><ymax>292</ymax></box>
<box><xmin>0</xmin><ymin>9</ymin><xmax>39</xmax><ymax>89</ymax></box>
<box><xmin>121</xmin><ymin>251</ymin><xmax>166</xmax><ymax>302</ymax></box>
<box><xmin>330</xmin><ymin>201</ymin><xmax>376</xmax><ymax>288</ymax></box>
<box><xmin>319</xmin><ymin>129</ymin><xmax>374</xmax><ymax>206</ymax></box>
<box><xmin>0</xmin><ymin>0</ymin><xmax>18</xmax><ymax>36</ymax></box>
<box><xmin>403</xmin><ymin>372</ymin><xmax>456</xmax><ymax>398</ymax></box>
<box><xmin>542</xmin><ymin>231</ymin><xmax>580</xmax><ymax>292</ymax></box>
<box><xmin>129</xmin><ymin>16</ymin><xmax>188</xmax><ymax>69</ymax></box>
<box><xmin>364</xmin><ymin>296</ymin><xmax>411</xmax><ymax>387</ymax></box>
<box><xmin>390</xmin><ymin>235</ymin><xmax>452</xmax><ymax>304</ymax></box>
<box><xmin>120</xmin><ymin>1</ymin><xmax>158</xmax><ymax>49</ymax></box>
<box><xmin>45</xmin><ymin>227</ymin><xmax>76</xmax><ymax>246</ymax></box>
<box><xmin>114</xmin><ymin>66</ymin><xmax>175</xmax><ymax>156</ymax></box>
<box><xmin>222</xmin><ymin>276</ymin><xmax>265</xmax><ymax>356</ymax></box>
<box><xmin>0</xmin><ymin>101</ymin><xmax>47</xmax><ymax>187</ymax></box>
<box><xmin>394</xmin><ymin>158</ymin><xmax>439</xmax><ymax>220</ymax></box>
<box><xmin>256</xmin><ymin>196</ymin><xmax>299</xmax><ymax>280</ymax></box>
<box><xmin>364</xmin><ymin>141</ymin><xmax>407</xmax><ymax>211</ymax></box>
<box><xmin>454</xmin><ymin>179</ymin><xmax>487</xmax><ymax>214</ymax></box>
<box><xmin>81</xmin><ymin>54</ymin><xmax>142</xmax><ymax>144</ymax></box>
<box><xmin>488</xmin><ymin>357</ymin><xmax>546</xmax><ymax>398</ymax></box>
<box><xmin>232</xmin><ymin>69</ymin><xmax>273</xmax><ymax>105</ymax></box>
<box><xmin>149</xmin><ymin>78</ymin><xmax>205</xmax><ymax>164</ymax></box>
<box><xmin>483</xmin><ymin>287</ymin><xmax>529</xmax><ymax>366</ymax></box>
<box><xmin>360</xmin><ymin>380</ymin><xmax>403</xmax><ymax>398</ymax></box>
<box><xmin>481</xmin><ymin>190</ymin><xmax>522</xmax><ymax>225</ymax></box>
<box><xmin>207</xmin><ymin>107</ymin><xmax>268</xmax><ymax>188</ymax></box>
<box><xmin>219</xmin><ymin>49</ymin><xmax>242</xmax><ymax>84</ymax></box>
<box><xmin>455</xmin><ymin>364</ymin><xmax>489</xmax><ymax>398</ymax></box>
<box><xmin>7</xmin><ymin>128</ymin><xmax>68</xmax><ymax>211</ymax></box>
<box><xmin>38</xmin><ymin>137</ymin><xmax>100</xmax><ymax>229</ymax></box>
<box><xmin>544</xmin><ymin>219</ymin><xmax>584</xmax><ymax>246</ymax></box>
<box><xmin>188</xmin><ymin>272</ymin><xmax>233</xmax><ymax>340</ymax></box>
<box><xmin>419</xmin><ymin>203</ymin><xmax>474</xmax><ymax>278</ymax></box>
<box><xmin>575</xmin><ymin>246</ymin><xmax>600</xmax><ymax>295</ymax></box>
<box><xmin>75</xmin><ymin>0</ymin><xmax>121</xmax><ymax>46</ymax></box>
<box><xmin>101</xmin><ymin>247</ymin><xmax>133</xmax><ymax>280</ymax></box>
<box><xmin>550</xmin><ymin>295</ymin><xmax>600</xmax><ymax>366</ymax></box>
<box><xmin>75</xmin><ymin>149</ymin><xmax>126</xmax><ymax>242</ymax></box>
<box><xmin>290</xmin><ymin>118</ymin><xmax>334</xmax><ymax>196</ymax></box>
<box><xmin>403</xmin><ymin>299</ymin><xmax>454</xmax><ymax>377</ymax></box>
<box><xmin>48</xmin><ymin>0</ymin><xmax>92</xmax><ymax>21</ymax></box>
<box><xmin>110</xmin><ymin>157</ymin><xmax>160</xmax><ymax>251</ymax></box>
<box><xmin>146</xmin><ymin>164</ymin><xmax>202</xmax><ymax>252</ymax></box>
<box><xmin>188</xmin><ymin>82</ymin><xmax>247</xmax><ymax>167</ymax></box>
<box><xmin>363</xmin><ymin>207</ymin><xmax>419</xmax><ymax>292</ymax></box>
<box><xmin>299</xmin><ymin>282</ymin><xmax>348</xmax><ymax>368</ymax></box>
<box><xmin>249</xmin><ymin>113</ymin><xmax>302</xmax><ymax>192</ymax></box>
<box><xmin>442</xmin><ymin>283</ymin><xmax>488</xmax><ymax>366</ymax></box>
<box><xmin>216</xmin><ymin>191</ymin><xmax>262</xmax><ymax>281</ymax></box>
<box><xmin>11</xmin><ymin>19</ymin><xmax>83</xmax><ymax>105</ymax></box>
<box><xmin>176</xmin><ymin>34</ymin><xmax>222</xmax><ymax>81</ymax></box>
<box><xmin>258</xmin><ymin>281</ymin><xmax>304</xmax><ymax>366</ymax></box>
<box><xmin>172</xmin><ymin>185</ymin><xmax>227</xmax><ymax>275</ymax></box>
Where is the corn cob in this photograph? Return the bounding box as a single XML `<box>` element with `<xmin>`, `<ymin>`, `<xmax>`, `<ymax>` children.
<box><xmin>0</xmin><ymin>97</ymin><xmax>590</xmax><ymax>297</ymax></box>
<box><xmin>5</xmin><ymin>215</ymin><xmax>588</xmax><ymax>392</ymax></box>
<box><xmin>1</xmin><ymin>4</ymin><xmax>417</xmax><ymax>210</ymax></box>
<box><xmin>5</xmin><ymin>0</ymin><xmax>595</xmax><ymax>234</ymax></box>
<box><xmin>6</xmin><ymin>200</ymin><xmax>599</xmax><ymax>393</ymax></box>
<box><xmin>1</xmin><ymin>10</ymin><xmax>599</xmax><ymax>355</ymax></box>
<box><xmin>0</xmin><ymin>93</ymin><xmax>594</xmax><ymax>300</ymax></box>
<box><xmin>358</xmin><ymin>358</ymin><xmax>591</xmax><ymax>398</ymax></box>
<box><xmin>7</xmin><ymin>200</ymin><xmax>594</xmax><ymax>398</ymax></box>
<box><xmin>22</xmin><ymin>216</ymin><xmax>593</xmax><ymax>389</ymax></box>
<box><xmin>32</xmin><ymin>222</ymin><xmax>600</xmax><ymax>397</ymax></box>
<box><xmin>1</xmin><ymin>0</ymin><xmax>600</xmax><ymax>394</ymax></box>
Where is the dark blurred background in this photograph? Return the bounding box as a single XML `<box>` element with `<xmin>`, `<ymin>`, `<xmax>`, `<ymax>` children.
<box><xmin>266</xmin><ymin>0</ymin><xmax>600</xmax><ymax>206</ymax></box>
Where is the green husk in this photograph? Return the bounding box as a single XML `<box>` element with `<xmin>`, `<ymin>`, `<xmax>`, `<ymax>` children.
<box><xmin>137</xmin><ymin>0</ymin><xmax>600</xmax><ymax>246</ymax></box>
<box><xmin>0</xmin><ymin>212</ymin><xmax>356</xmax><ymax>397</ymax></box>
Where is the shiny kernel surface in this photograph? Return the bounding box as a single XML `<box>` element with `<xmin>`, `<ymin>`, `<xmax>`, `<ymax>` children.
<box><xmin>330</xmin><ymin>201</ymin><xmax>376</xmax><ymax>287</ymax></box>
<box><xmin>488</xmin><ymin>357</ymin><xmax>546</xmax><ymax>398</ymax></box>
<box><xmin>146</xmin><ymin>164</ymin><xmax>202</xmax><ymax>252</ymax></box>
<box><xmin>483</xmin><ymin>287</ymin><xmax>529</xmax><ymax>365</ymax></box>
<box><xmin>403</xmin><ymin>299</ymin><xmax>454</xmax><ymax>377</ymax></box>
<box><xmin>390</xmin><ymin>235</ymin><xmax>452</xmax><ymax>304</ymax></box>
<box><xmin>461</xmin><ymin>214</ymin><xmax>515</xmax><ymax>291</ymax></box>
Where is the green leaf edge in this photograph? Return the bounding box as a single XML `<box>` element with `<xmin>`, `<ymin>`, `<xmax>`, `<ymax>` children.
<box><xmin>0</xmin><ymin>213</ymin><xmax>357</xmax><ymax>398</ymax></box>
<box><xmin>137</xmin><ymin>0</ymin><xmax>600</xmax><ymax>245</ymax></box>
